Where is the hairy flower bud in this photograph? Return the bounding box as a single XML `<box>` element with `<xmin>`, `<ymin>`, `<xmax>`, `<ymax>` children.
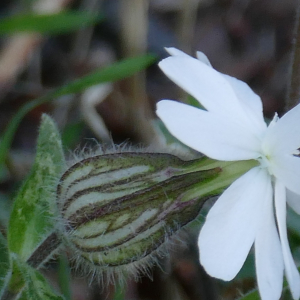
<box><xmin>56</xmin><ymin>152</ymin><xmax>222</xmax><ymax>278</ymax></box>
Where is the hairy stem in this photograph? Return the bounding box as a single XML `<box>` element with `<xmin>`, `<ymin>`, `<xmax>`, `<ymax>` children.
<box><xmin>27</xmin><ymin>231</ymin><xmax>62</xmax><ymax>269</ymax></box>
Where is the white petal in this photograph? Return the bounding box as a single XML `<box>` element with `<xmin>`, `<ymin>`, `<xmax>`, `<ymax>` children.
<box><xmin>270</xmin><ymin>154</ymin><xmax>300</xmax><ymax>195</ymax></box>
<box><xmin>158</xmin><ymin>55</ymin><xmax>258</xmax><ymax>128</ymax></box>
<box><xmin>156</xmin><ymin>100</ymin><xmax>261</xmax><ymax>161</ymax></box>
<box><xmin>165</xmin><ymin>47</ymin><xmax>212</xmax><ymax>67</ymax></box>
<box><xmin>222</xmin><ymin>74</ymin><xmax>266</xmax><ymax>133</ymax></box>
<box><xmin>263</xmin><ymin>103</ymin><xmax>300</xmax><ymax>156</ymax></box>
<box><xmin>275</xmin><ymin>180</ymin><xmax>300</xmax><ymax>300</ymax></box>
<box><xmin>165</xmin><ymin>47</ymin><xmax>189</xmax><ymax>57</ymax></box>
<box><xmin>164</xmin><ymin>48</ymin><xmax>264</xmax><ymax>128</ymax></box>
<box><xmin>196</xmin><ymin>51</ymin><xmax>212</xmax><ymax>67</ymax></box>
<box><xmin>287</xmin><ymin>189</ymin><xmax>300</xmax><ymax>215</ymax></box>
<box><xmin>255</xmin><ymin>187</ymin><xmax>284</xmax><ymax>300</ymax></box>
<box><xmin>198</xmin><ymin>167</ymin><xmax>270</xmax><ymax>280</ymax></box>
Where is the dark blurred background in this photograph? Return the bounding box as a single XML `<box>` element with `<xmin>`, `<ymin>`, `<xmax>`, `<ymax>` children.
<box><xmin>0</xmin><ymin>0</ymin><xmax>298</xmax><ymax>299</ymax></box>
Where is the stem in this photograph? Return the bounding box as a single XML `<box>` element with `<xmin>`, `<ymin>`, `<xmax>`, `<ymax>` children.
<box><xmin>285</xmin><ymin>0</ymin><xmax>300</xmax><ymax>111</ymax></box>
<box><xmin>27</xmin><ymin>231</ymin><xmax>62</xmax><ymax>269</ymax></box>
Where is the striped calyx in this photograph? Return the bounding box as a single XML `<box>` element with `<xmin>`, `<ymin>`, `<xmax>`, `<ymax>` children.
<box><xmin>57</xmin><ymin>152</ymin><xmax>221</xmax><ymax>274</ymax></box>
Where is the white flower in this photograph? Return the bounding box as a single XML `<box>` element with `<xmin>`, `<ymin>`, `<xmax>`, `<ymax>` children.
<box><xmin>156</xmin><ymin>47</ymin><xmax>300</xmax><ymax>300</ymax></box>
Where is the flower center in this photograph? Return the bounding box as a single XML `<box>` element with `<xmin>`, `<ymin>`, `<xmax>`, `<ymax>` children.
<box><xmin>257</xmin><ymin>154</ymin><xmax>274</xmax><ymax>175</ymax></box>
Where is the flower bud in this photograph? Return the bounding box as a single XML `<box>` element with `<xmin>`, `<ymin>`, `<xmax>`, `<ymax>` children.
<box><xmin>56</xmin><ymin>152</ymin><xmax>222</xmax><ymax>277</ymax></box>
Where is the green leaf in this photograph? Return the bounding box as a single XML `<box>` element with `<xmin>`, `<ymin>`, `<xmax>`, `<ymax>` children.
<box><xmin>0</xmin><ymin>11</ymin><xmax>102</xmax><ymax>34</ymax></box>
<box><xmin>23</xmin><ymin>267</ymin><xmax>64</xmax><ymax>300</ymax></box>
<box><xmin>0</xmin><ymin>232</ymin><xmax>11</xmax><ymax>298</ymax></box>
<box><xmin>236</xmin><ymin>289</ymin><xmax>260</xmax><ymax>300</ymax></box>
<box><xmin>187</xmin><ymin>95</ymin><xmax>205</xmax><ymax>110</ymax></box>
<box><xmin>0</xmin><ymin>192</ymin><xmax>11</xmax><ymax>227</ymax></box>
<box><xmin>2</xmin><ymin>257</ymin><xmax>25</xmax><ymax>300</ymax></box>
<box><xmin>0</xmin><ymin>54</ymin><xmax>156</xmax><ymax>167</ymax></box>
<box><xmin>8</xmin><ymin>115</ymin><xmax>65</xmax><ymax>261</ymax></box>
<box><xmin>10</xmin><ymin>255</ymin><xmax>64</xmax><ymax>300</ymax></box>
<box><xmin>54</xmin><ymin>54</ymin><xmax>156</xmax><ymax>96</ymax></box>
